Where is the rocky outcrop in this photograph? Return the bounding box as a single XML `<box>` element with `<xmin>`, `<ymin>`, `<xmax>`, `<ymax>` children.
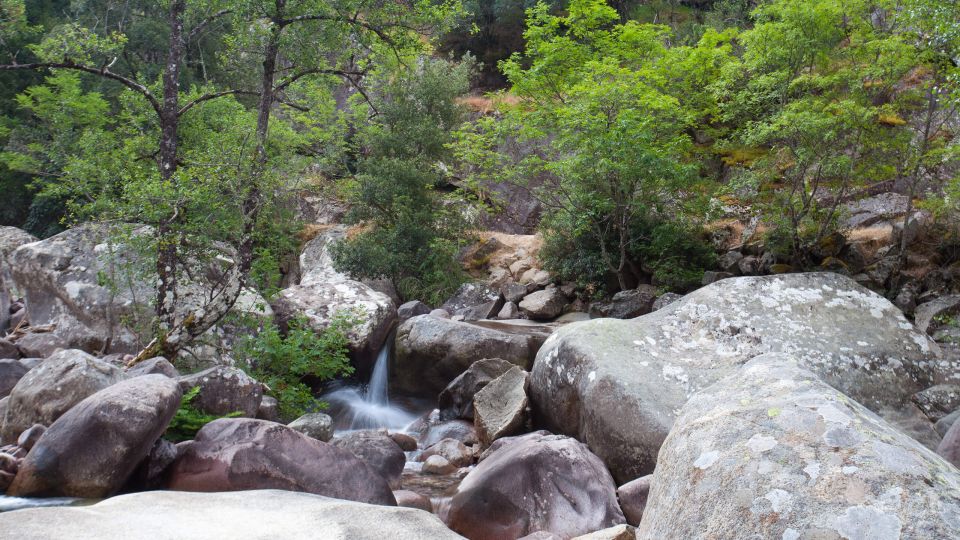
<box><xmin>0</xmin><ymin>227</ymin><xmax>37</xmax><ymax>333</ymax></box>
<box><xmin>637</xmin><ymin>354</ymin><xmax>960</xmax><ymax>539</ymax></box>
<box><xmin>393</xmin><ymin>314</ymin><xmax>536</xmax><ymax>396</ymax></box>
<box><xmin>531</xmin><ymin>273</ymin><xmax>949</xmax><ymax>482</ymax></box>
<box><xmin>474</xmin><ymin>366</ymin><xmax>529</xmax><ymax>446</ymax></box>
<box><xmin>8</xmin><ymin>224</ymin><xmax>271</xmax><ymax>357</ymax></box>
<box><xmin>447</xmin><ymin>431</ymin><xmax>625</xmax><ymax>540</ymax></box>
<box><xmin>442</xmin><ymin>283</ymin><xmax>503</xmax><ymax>320</ymax></box>
<box><xmin>177</xmin><ymin>366</ymin><xmax>262</xmax><ymax>417</ymax></box>
<box><xmin>438</xmin><ymin>357</ymin><xmax>515</xmax><ymax>421</ymax></box>
<box><xmin>8</xmin><ymin>375</ymin><xmax>180</xmax><ymax>498</ymax></box>
<box><xmin>1</xmin><ymin>349</ymin><xmax>125</xmax><ymax>443</ymax></box>
<box><xmin>288</xmin><ymin>412</ymin><xmax>334</xmax><ymax>442</ymax></box>
<box><xmin>331</xmin><ymin>430</ymin><xmax>406</xmax><ymax>489</ymax></box>
<box><xmin>274</xmin><ymin>226</ymin><xmax>396</xmax><ymax>376</ymax></box>
<box><xmin>167</xmin><ymin>418</ymin><xmax>396</xmax><ymax>505</ymax></box>
<box><xmin>0</xmin><ymin>489</ymin><xmax>461</xmax><ymax>540</ymax></box>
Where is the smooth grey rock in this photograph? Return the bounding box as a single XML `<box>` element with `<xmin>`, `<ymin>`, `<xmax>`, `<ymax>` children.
<box><xmin>167</xmin><ymin>418</ymin><xmax>396</xmax><ymax>505</ymax></box>
<box><xmin>178</xmin><ymin>366</ymin><xmax>262</xmax><ymax>418</ymax></box>
<box><xmin>331</xmin><ymin>430</ymin><xmax>406</xmax><ymax>489</ymax></box>
<box><xmin>936</xmin><ymin>409</ymin><xmax>960</xmax><ymax>437</ymax></box>
<box><xmin>393</xmin><ymin>315</ymin><xmax>535</xmax><ymax>396</ymax></box>
<box><xmin>616</xmin><ymin>475</ymin><xmax>651</xmax><ymax>526</ymax></box>
<box><xmin>14</xmin><ymin>332</ymin><xmax>68</xmax><ymax>358</ymax></box>
<box><xmin>448</xmin><ymin>431</ymin><xmax>625</xmax><ymax>539</ymax></box>
<box><xmin>438</xmin><ymin>358</ymin><xmax>515</xmax><ymax>421</ymax></box>
<box><xmin>915</xmin><ymin>294</ymin><xmax>960</xmax><ymax>335</ymax></box>
<box><xmin>1</xmin><ymin>349</ymin><xmax>124</xmax><ymax>443</ymax></box>
<box><xmin>0</xmin><ymin>489</ymin><xmax>458</xmax><ymax>539</ymax></box>
<box><xmin>125</xmin><ymin>356</ymin><xmax>179</xmax><ymax>379</ymax></box>
<box><xmin>8</xmin><ymin>375</ymin><xmax>180</xmax><ymax>498</ymax></box>
<box><xmin>420</xmin><ymin>419</ymin><xmax>478</xmax><ymax>448</ymax></box>
<box><xmin>519</xmin><ymin>289</ymin><xmax>568</xmax><ymax>320</ymax></box>
<box><xmin>637</xmin><ymin>353</ymin><xmax>960</xmax><ymax>540</ymax></box>
<box><xmin>15</xmin><ymin>423</ymin><xmax>45</xmax><ymax>451</ymax></box>
<box><xmin>288</xmin><ymin>412</ymin><xmax>334</xmax><ymax>442</ymax></box>
<box><xmin>256</xmin><ymin>395</ymin><xmax>279</xmax><ymax>422</ymax></box>
<box><xmin>397</xmin><ymin>300</ymin><xmax>430</xmax><ymax>322</ymax></box>
<box><xmin>496</xmin><ymin>301</ymin><xmax>521</xmax><ymax>320</ymax></box>
<box><xmin>588</xmin><ymin>285</ymin><xmax>657</xmax><ymax>320</ymax></box>
<box><xmin>474</xmin><ymin>366</ymin><xmax>529</xmax><ymax>446</ymax></box>
<box><xmin>531</xmin><ymin>273</ymin><xmax>949</xmax><ymax>482</ymax></box>
<box><xmin>0</xmin><ymin>358</ymin><xmax>28</xmax><ymax>398</ymax></box>
<box><xmin>0</xmin><ymin>227</ymin><xmax>37</xmax><ymax>333</ymax></box>
<box><xmin>442</xmin><ymin>283</ymin><xmax>501</xmax><ymax>316</ymax></box>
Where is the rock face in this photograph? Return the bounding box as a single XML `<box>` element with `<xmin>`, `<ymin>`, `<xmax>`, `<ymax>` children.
<box><xmin>288</xmin><ymin>412</ymin><xmax>334</xmax><ymax>442</ymax></box>
<box><xmin>9</xmin><ymin>224</ymin><xmax>271</xmax><ymax>356</ymax></box>
<box><xmin>393</xmin><ymin>314</ymin><xmax>536</xmax><ymax>396</ymax></box>
<box><xmin>167</xmin><ymin>418</ymin><xmax>396</xmax><ymax>505</ymax></box>
<box><xmin>178</xmin><ymin>366</ymin><xmax>262</xmax><ymax>417</ymax></box>
<box><xmin>531</xmin><ymin>273</ymin><xmax>948</xmax><ymax>482</ymax></box>
<box><xmin>331</xmin><ymin>430</ymin><xmax>406</xmax><ymax>489</ymax></box>
<box><xmin>474</xmin><ymin>366</ymin><xmax>529</xmax><ymax>446</ymax></box>
<box><xmin>1</xmin><ymin>349</ymin><xmax>125</xmax><ymax>443</ymax></box>
<box><xmin>438</xmin><ymin>357</ymin><xmax>516</xmax><ymax>421</ymax></box>
<box><xmin>637</xmin><ymin>354</ymin><xmax>960</xmax><ymax>540</ymax></box>
<box><xmin>0</xmin><ymin>489</ymin><xmax>460</xmax><ymax>540</ymax></box>
<box><xmin>274</xmin><ymin>226</ymin><xmax>396</xmax><ymax>376</ymax></box>
<box><xmin>0</xmin><ymin>227</ymin><xmax>37</xmax><ymax>333</ymax></box>
<box><xmin>8</xmin><ymin>375</ymin><xmax>181</xmax><ymax>498</ymax></box>
<box><xmin>447</xmin><ymin>431</ymin><xmax>625</xmax><ymax>540</ymax></box>
<box><xmin>442</xmin><ymin>283</ymin><xmax>503</xmax><ymax>319</ymax></box>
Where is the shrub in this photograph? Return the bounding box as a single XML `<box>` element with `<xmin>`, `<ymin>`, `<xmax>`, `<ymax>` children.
<box><xmin>165</xmin><ymin>386</ymin><xmax>241</xmax><ymax>442</ymax></box>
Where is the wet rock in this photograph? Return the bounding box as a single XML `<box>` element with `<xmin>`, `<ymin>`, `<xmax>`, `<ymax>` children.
<box><xmin>616</xmin><ymin>475</ymin><xmax>651</xmax><ymax>526</ymax></box>
<box><xmin>421</xmin><ymin>419</ymin><xmax>479</xmax><ymax>448</ymax></box>
<box><xmin>125</xmin><ymin>356</ymin><xmax>179</xmax><ymax>379</ymax></box>
<box><xmin>0</xmin><ymin>358</ymin><xmax>28</xmax><ymax>398</ymax></box>
<box><xmin>419</xmin><ymin>438</ymin><xmax>473</xmax><ymax>468</ymax></box>
<box><xmin>588</xmin><ymin>285</ymin><xmax>657</xmax><ymax>320</ymax></box>
<box><xmin>397</xmin><ymin>300</ymin><xmax>431</xmax><ymax>322</ymax></box>
<box><xmin>519</xmin><ymin>289</ymin><xmax>568</xmax><ymax>321</ymax></box>
<box><xmin>531</xmin><ymin>273</ymin><xmax>949</xmax><ymax>482</ymax></box>
<box><xmin>447</xmin><ymin>431</ymin><xmax>625</xmax><ymax>539</ymax></box>
<box><xmin>474</xmin><ymin>366</ymin><xmax>529</xmax><ymax>446</ymax></box>
<box><xmin>0</xmin><ymin>489</ymin><xmax>459</xmax><ymax>539</ymax></box>
<box><xmin>167</xmin><ymin>418</ymin><xmax>396</xmax><ymax>505</ymax></box>
<box><xmin>438</xmin><ymin>357</ymin><xmax>515</xmax><ymax>421</ymax></box>
<box><xmin>394</xmin><ymin>489</ymin><xmax>432</xmax><ymax>512</ymax></box>
<box><xmin>178</xmin><ymin>366</ymin><xmax>262</xmax><ymax>418</ymax></box>
<box><xmin>1</xmin><ymin>349</ymin><xmax>125</xmax><ymax>443</ymax></box>
<box><xmin>288</xmin><ymin>412</ymin><xmax>334</xmax><ymax>442</ymax></box>
<box><xmin>275</xmin><ymin>226</ymin><xmax>396</xmax><ymax>377</ymax></box>
<box><xmin>256</xmin><ymin>396</ymin><xmax>279</xmax><ymax>422</ymax></box>
<box><xmin>393</xmin><ymin>315</ymin><xmax>536</xmax><ymax>396</ymax></box>
<box><xmin>912</xmin><ymin>384</ymin><xmax>960</xmax><ymax>422</ymax></box>
<box><xmin>422</xmin><ymin>454</ymin><xmax>457</xmax><ymax>475</ymax></box>
<box><xmin>637</xmin><ymin>353</ymin><xmax>960</xmax><ymax>540</ymax></box>
<box><xmin>8</xmin><ymin>375</ymin><xmax>181</xmax><ymax>498</ymax></box>
<box><xmin>331</xmin><ymin>430</ymin><xmax>406</xmax><ymax>489</ymax></box>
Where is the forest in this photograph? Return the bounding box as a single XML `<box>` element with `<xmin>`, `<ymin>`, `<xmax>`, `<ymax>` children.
<box><xmin>0</xmin><ymin>1</ymin><xmax>960</xmax><ymax>538</ymax></box>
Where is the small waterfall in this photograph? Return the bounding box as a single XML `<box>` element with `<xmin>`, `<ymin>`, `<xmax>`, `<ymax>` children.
<box><xmin>323</xmin><ymin>339</ymin><xmax>418</xmax><ymax>431</ymax></box>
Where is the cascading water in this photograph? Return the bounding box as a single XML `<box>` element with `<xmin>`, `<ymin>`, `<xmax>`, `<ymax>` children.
<box><xmin>323</xmin><ymin>338</ymin><xmax>418</xmax><ymax>431</ymax></box>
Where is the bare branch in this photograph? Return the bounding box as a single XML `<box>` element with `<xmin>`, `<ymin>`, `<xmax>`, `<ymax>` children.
<box><xmin>178</xmin><ymin>89</ymin><xmax>259</xmax><ymax>116</ymax></box>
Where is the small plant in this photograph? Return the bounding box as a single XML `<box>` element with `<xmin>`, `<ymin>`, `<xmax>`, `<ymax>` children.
<box><xmin>165</xmin><ymin>386</ymin><xmax>241</xmax><ymax>443</ymax></box>
<box><xmin>235</xmin><ymin>312</ymin><xmax>356</xmax><ymax>422</ymax></box>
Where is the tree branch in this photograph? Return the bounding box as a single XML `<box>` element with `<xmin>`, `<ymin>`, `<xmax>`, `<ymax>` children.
<box><xmin>178</xmin><ymin>89</ymin><xmax>259</xmax><ymax>116</ymax></box>
<box><xmin>187</xmin><ymin>9</ymin><xmax>233</xmax><ymax>41</ymax></box>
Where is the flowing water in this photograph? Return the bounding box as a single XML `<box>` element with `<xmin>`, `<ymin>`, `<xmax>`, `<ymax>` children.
<box><xmin>323</xmin><ymin>339</ymin><xmax>419</xmax><ymax>431</ymax></box>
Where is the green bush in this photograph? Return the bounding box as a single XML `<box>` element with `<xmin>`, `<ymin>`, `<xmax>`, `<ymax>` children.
<box><xmin>165</xmin><ymin>386</ymin><xmax>241</xmax><ymax>443</ymax></box>
<box><xmin>235</xmin><ymin>313</ymin><xmax>356</xmax><ymax>422</ymax></box>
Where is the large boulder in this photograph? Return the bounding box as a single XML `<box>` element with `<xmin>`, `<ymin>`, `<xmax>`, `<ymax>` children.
<box><xmin>288</xmin><ymin>412</ymin><xmax>334</xmax><ymax>442</ymax></box>
<box><xmin>330</xmin><ymin>430</ymin><xmax>406</xmax><ymax>489</ymax></box>
<box><xmin>7</xmin><ymin>375</ymin><xmax>181</xmax><ymax>498</ymax></box>
<box><xmin>0</xmin><ymin>489</ymin><xmax>461</xmax><ymax>540</ymax></box>
<box><xmin>442</xmin><ymin>283</ymin><xmax>503</xmax><ymax>320</ymax></box>
<box><xmin>8</xmin><ymin>224</ymin><xmax>271</xmax><ymax>357</ymax></box>
<box><xmin>438</xmin><ymin>357</ymin><xmax>516</xmax><ymax>421</ymax></box>
<box><xmin>177</xmin><ymin>366</ymin><xmax>262</xmax><ymax>417</ymax></box>
<box><xmin>1</xmin><ymin>349</ymin><xmax>125</xmax><ymax>443</ymax></box>
<box><xmin>167</xmin><ymin>418</ymin><xmax>395</xmax><ymax>505</ymax></box>
<box><xmin>518</xmin><ymin>288</ymin><xmax>568</xmax><ymax>320</ymax></box>
<box><xmin>0</xmin><ymin>227</ymin><xmax>37</xmax><ymax>333</ymax></box>
<box><xmin>393</xmin><ymin>315</ymin><xmax>536</xmax><ymax>396</ymax></box>
<box><xmin>587</xmin><ymin>285</ymin><xmax>658</xmax><ymax>319</ymax></box>
<box><xmin>274</xmin><ymin>226</ymin><xmax>396</xmax><ymax>377</ymax></box>
<box><xmin>474</xmin><ymin>366</ymin><xmax>529</xmax><ymax>446</ymax></box>
<box><xmin>0</xmin><ymin>359</ymin><xmax>28</xmax><ymax>398</ymax></box>
<box><xmin>447</xmin><ymin>431</ymin><xmax>625</xmax><ymax>539</ymax></box>
<box><xmin>638</xmin><ymin>354</ymin><xmax>960</xmax><ymax>539</ymax></box>
<box><xmin>531</xmin><ymin>273</ymin><xmax>950</xmax><ymax>482</ymax></box>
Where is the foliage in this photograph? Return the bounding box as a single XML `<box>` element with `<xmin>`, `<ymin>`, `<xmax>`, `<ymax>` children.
<box><xmin>165</xmin><ymin>386</ymin><xmax>241</xmax><ymax>443</ymax></box>
<box><xmin>332</xmin><ymin>56</ymin><xmax>476</xmax><ymax>305</ymax></box>
<box><xmin>235</xmin><ymin>313</ymin><xmax>356</xmax><ymax>422</ymax></box>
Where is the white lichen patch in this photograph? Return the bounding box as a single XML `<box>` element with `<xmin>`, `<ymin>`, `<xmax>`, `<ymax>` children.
<box><xmin>694</xmin><ymin>450</ymin><xmax>720</xmax><ymax>470</ymax></box>
<box><xmin>747</xmin><ymin>434</ymin><xmax>778</xmax><ymax>454</ymax></box>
